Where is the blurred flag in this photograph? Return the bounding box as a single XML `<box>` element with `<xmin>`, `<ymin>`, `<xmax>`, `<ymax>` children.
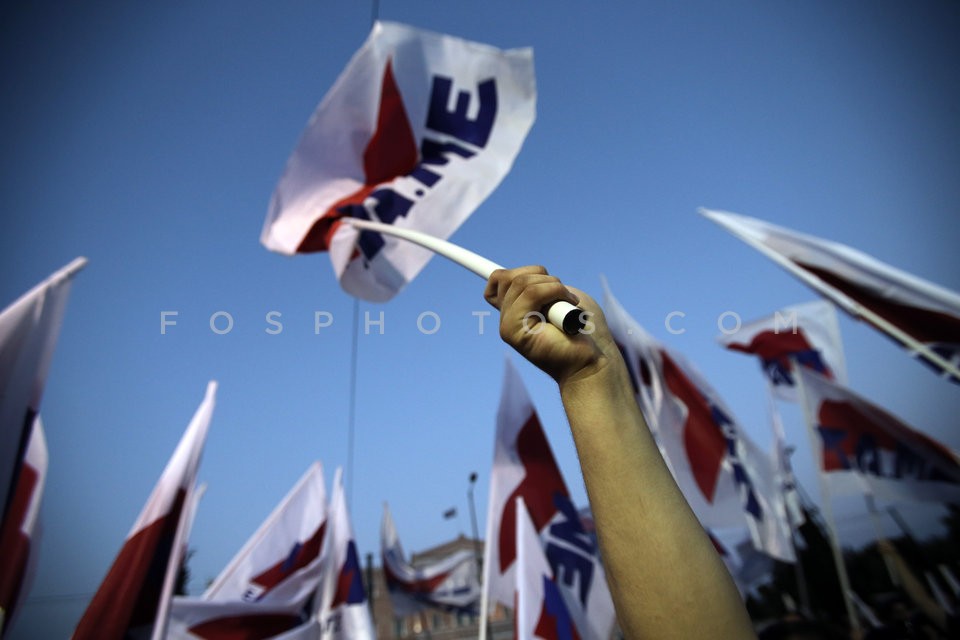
<box><xmin>796</xmin><ymin>367</ymin><xmax>960</xmax><ymax>504</ymax></box>
<box><xmin>169</xmin><ymin>462</ymin><xmax>328</xmax><ymax>639</ymax></box>
<box><xmin>515</xmin><ymin>497</ymin><xmax>581</xmax><ymax>640</ymax></box>
<box><xmin>603</xmin><ymin>284</ymin><xmax>795</xmax><ymax>562</ymax></box>
<box><xmin>167</xmin><ymin>598</ymin><xmax>321</xmax><ymax>640</ymax></box>
<box><xmin>0</xmin><ymin>257</ymin><xmax>86</xmax><ymax>630</ymax></box>
<box><xmin>381</xmin><ymin>503</ymin><xmax>479</xmax><ymax>616</ymax></box>
<box><xmin>261</xmin><ymin>20</ymin><xmax>536</xmax><ymax>302</ymax></box>
<box><xmin>483</xmin><ymin>359</ymin><xmax>615</xmax><ymax>639</ymax></box>
<box><xmin>0</xmin><ymin>417</ymin><xmax>47</xmax><ymax>636</ymax></box>
<box><xmin>318</xmin><ymin>467</ymin><xmax>374</xmax><ymax>640</ymax></box>
<box><xmin>701</xmin><ymin>208</ymin><xmax>960</xmax><ymax>383</ymax></box>
<box><xmin>203</xmin><ymin>462</ymin><xmax>328</xmax><ymax>605</ymax></box>
<box><xmin>718</xmin><ymin>300</ymin><xmax>847</xmax><ymax>402</ymax></box>
<box><xmin>708</xmin><ymin>530</ymin><xmax>775</xmax><ymax>597</ymax></box>
<box><xmin>73</xmin><ymin>381</ymin><xmax>217</xmax><ymax>640</ymax></box>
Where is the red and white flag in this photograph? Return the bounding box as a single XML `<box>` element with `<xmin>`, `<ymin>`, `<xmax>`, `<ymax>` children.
<box><xmin>0</xmin><ymin>257</ymin><xmax>85</xmax><ymax>534</ymax></box>
<box><xmin>168</xmin><ymin>463</ymin><xmax>328</xmax><ymax>639</ymax></box>
<box><xmin>701</xmin><ymin>208</ymin><xmax>960</xmax><ymax>382</ymax></box>
<box><xmin>0</xmin><ymin>417</ymin><xmax>47</xmax><ymax>635</ymax></box>
<box><xmin>261</xmin><ymin>21</ymin><xmax>536</xmax><ymax>302</ymax></box>
<box><xmin>73</xmin><ymin>381</ymin><xmax>217</xmax><ymax>640</ymax></box>
<box><xmin>318</xmin><ymin>467</ymin><xmax>374</xmax><ymax>640</ymax></box>
<box><xmin>483</xmin><ymin>359</ymin><xmax>614</xmax><ymax>640</ymax></box>
<box><xmin>796</xmin><ymin>367</ymin><xmax>960</xmax><ymax>504</ymax></box>
<box><xmin>381</xmin><ymin>503</ymin><xmax>479</xmax><ymax>616</ymax></box>
<box><xmin>515</xmin><ymin>497</ymin><xmax>581</xmax><ymax>640</ymax></box>
<box><xmin>603</xmin><ymin>285</ymin><xmax>796</xmax><ymax>562</ymax></box>
<box><xmin>202</xmin><ymin>462</ymin><xmax>328</xmax><ymax>605</ymax></box>
<box><xmin>718</xmin><ymin>300</ymin><xmax>847</xmax><ymax>402</ymax></box>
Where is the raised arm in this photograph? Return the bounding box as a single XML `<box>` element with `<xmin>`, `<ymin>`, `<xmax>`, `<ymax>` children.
<box><xmin>485</xmin><ymin>266</ymin><xmax>755</xmax><ymax>640</ymax></box>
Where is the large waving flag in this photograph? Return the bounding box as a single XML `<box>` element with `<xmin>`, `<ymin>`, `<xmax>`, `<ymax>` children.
<box><xmin>381</xmin><ymin>503</ymin><xmax>479</xmax><ymax>616</ymax></box>
<box><xmin>483</xmin><ymin>359</ymin><xmax>615</xmax><ymax>640</ymax></box>
<box><xmin>318</xmin><ymin>467</ymin><xmax>374</xmax><ymax>640</ymax></box>
<box><xmin>166</xmin><ymin>598</ymin><xmax>321</xmax><ymax>640</ymax></box>
<box><xmin>73</xmin><ymin>381</ymin><xmax>217</xmax><ymax>640</ymax></box>
<box><xmin>261</xmin><ymin>20</ymin><xmax>536</xmax><ymax>302</ymax></box>
<box><xmin>203</xmin><ymin>462</ymin><xmax>328</xmax><ymax>605</ymax></box>
<box><xmin>796</xmin><ymin>367</ymin><xmax>960</xmax><ymax>504</ymax></box>
<box><xmin>718</xmin><ymin>300</ymin><xmax>847</xmax><ymax>402</ymax></box>
<box><xmin>0</xmin><ymin>258</ymin><xmax>85</xmax><ymax>618</ymax></box>
<box><xmin>602</xmin><ymin>284</ymin><xmax>795</xmax><ymax>562</ymax></box>
<box><xmin>515</xmin><ymin>497</ymin><xmax>581</xmax><ymax>640</ymax></box>
<box><xmin>701</xmin><ymin>208</ymin><xmax>960</xmax><ymax>383</ymax></box>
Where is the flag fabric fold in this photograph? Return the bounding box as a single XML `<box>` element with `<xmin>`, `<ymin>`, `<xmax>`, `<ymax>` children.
<box><xmin>701</xmin><ymin>208</ymin><xmax>960</xmax><ymax>382</ymax></box>
<box><xmin>515</xmin><ymin>497</ymin><xmax>581</xmax><ymax>640</ymax></box>
<box><xmin>318</xmin><ymin>467</ymin><xmax>375</xmax><ymax>640</ymax></box>
<box><xmin>202</xmin><ymin>462</ymin><xmax>328</xmax><ymax>605</ymax></box>
<box><xmin>603</xmin><ymin>284</ymin><xmax>795</xmax><ymax>562</ymax></box>
<box><xmin>380</xmin><ymin>503</ymin><xmax>480</xmax><ymax>617</ymax></box>
<box><xmin>73</xmin><ymin>381</ymin><xmax>217</xmax><ymax>640</ymax></box>
<box><xmin>718</xmin><ymin>300</ymin><xmax>847</xmax><ymax>401</ymax></box>
<box><xmin>483</xmin><ymin>359</ymin><xmax>615</xmax><ymax>640</ymax></box>
<box><xmin>261</xmin><ymin>20</ymin><xmax>536</xmax><ymax>302</ymax></box>
<box><xmin>796</xmin><ymin>367</ymin><xmax>960</xmax><ymax>505</ymax></box>
<box><xmin>168</xmin><ymin>462</ymin><xmax>329</xmax><ymax>639</ymax></box>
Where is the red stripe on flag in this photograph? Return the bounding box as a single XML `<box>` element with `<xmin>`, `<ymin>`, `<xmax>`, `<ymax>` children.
<box><xmin>248</xmin><ymin>521</ymin><xmax>326</xmax><ymax>597</ymax></box>
<box><xmin>498</xmin><ymin>414</ymin><xmax>569</xmax><ymax>573</ymax></box>
<box><xmin>0</xmin><ymin>462</ymin><xmax>39</xmax><ymax>631</ymax></box>
<box><xmin>297</xmin><ymin>59</ymin><xmax>419</xmax><ymax>253</ymax></box>
<box><xmin>660</xmin><ymin>352</ymin><xmax>727</xmax><ymax>502</ymax></box>
<box><xmin>73</xmin><ymin>490</ymin><xmax>187</xmax><ymax>640</ymax></box>
<box><xmin>187</xmin><ymin>613</ymin><xmax>304</xmax><ymax>640</ymax></box>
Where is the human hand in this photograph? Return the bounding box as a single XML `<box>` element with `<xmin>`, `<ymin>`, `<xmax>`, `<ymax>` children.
<box><xmin>484</xmin><ymin>266</ymin><xmax>618</xmax><ymax>386</ymax></box>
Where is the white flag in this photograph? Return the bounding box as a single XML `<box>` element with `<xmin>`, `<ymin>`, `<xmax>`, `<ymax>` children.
<box><xmin>73</xmin><ymin>381</ymin><xmax>217</xmax><ymax>640</ymax></box>
<box><xmin>381</xmin><ymin>503</ymin><xmax>479</xmax><ymax>617</ymax></box>
<box><xmin>701</xmin><ymin>208</ymin><xmax>960</xmax><ymax>382</ymax></box>
<box><xmin>262</xmin><ymin>21</ymin><xmax>536</xmax><ymax>302</ymax></box>
<box><xmin>796</xmin><ymin>367</ymin><xmax>960</xmax><ymax>504</ymax></box>
<box><xmin>167</xmin><ymin>597</ymin><xmax>321</xmax><ymax>640</ymax></box>
<box><xmin>483</xmin><ymin>359</ymin><xmax>615</xmax><ymax>639</ymax></box>
<box><xmin>318</xmin><ymin>467</ymin><xmax>375</xmax><ymax>640</ymax></box>
<box><xmin>0</xmin><ymin>257</ymin><xmax>85</xmax><ymax>527</ymax></box>
<box><xmin>203</xmin><ymin>462</ymin><xmax>328</xmax><ymax>605</ymax></box>
<box><xmin>603</xmin><ymin>284</ymin><xmax>795</xmax><ymax>562</ymax></box>
<box><xmin>718</xmin><ymin>300</ymin><xmax>847</xmax><ymax>402</ymax></box>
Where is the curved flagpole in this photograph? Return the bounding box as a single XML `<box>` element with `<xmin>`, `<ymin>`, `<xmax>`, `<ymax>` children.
<box><xmin>342</xmin><ymin>218</ymin><xmax>588</xmax><ymax>335</ymax></box>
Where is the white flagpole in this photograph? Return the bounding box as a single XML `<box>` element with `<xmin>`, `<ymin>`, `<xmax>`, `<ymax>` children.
<box><xmin>342</xmin><ymin>218</ymin><xmax>587</xmax><ymax>335</ymax></box>
<box><xmin>699</xmin><ymin>208</ymin><xmax>960</xmax><ymax>382</ymax></box>
<box><xmin>765</xmin><ymin>382</ymin><xmax>810</xmax><ymax>612</ymax></box>
<box><xmin>793</xmin><ymin>367</ymin><xmax>862</xmax><ymax>637</ymax></box>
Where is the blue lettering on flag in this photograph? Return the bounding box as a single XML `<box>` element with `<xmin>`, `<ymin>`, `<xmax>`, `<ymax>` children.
<box><xmin>347</xmin><ymin>74</ymin><xmax>499</xmax><ymax>263</ymax></box>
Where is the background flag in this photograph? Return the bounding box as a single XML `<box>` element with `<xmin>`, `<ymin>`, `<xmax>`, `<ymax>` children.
<box><xmin>603</xmin><ymin>284</ymin><xmax>796</xmax><ymax>562</ymax></box>
<box><xmin>380</xmin><ymin>503</ymin><xmax>480</xmax><ymax>617</ymax></box>
<box><xmin>718</xmin><ymin>300</ymin><xmax>847</xmax><ymax>402</ymax></box>
<box><xmin>701</xmin><ymin>208</ymin><xmax>960</xmax><ymax>382</ymax></box>
<box><xmin>515</xmin><ymin>497</ymin><xmax>581</xmax><ymax>640</ymax></box>
<box><xmin>0</xmin><ymin>258</ymin><xmax>85</xmax><ymax>540</ymax></box>
<box><xmin>318</xmin><ymin>467</ymin><xmax>375</xmax><ymax>640</ymax></box>
<box><xmin>797</xmin><ymin>367</ymin><xmax>960</xmax><ymax>505</ymax></box>
<box><xmin>482</xmin><ymin>359</ymin><xmax>614</xmax><ymax>640</ymax></box>
<box><xmin>73</xmin><ymin>381</ymin><xmax>217</xmax><ymax>640</ymax></box>
<box><xmin>202</xmin><ymin>462</ymin><xmax>328</xmax><ymax>605</ymax></box>
<box><xmin>261</xmin><ymin>20</ymin><xmax>536</xmax><ymax>302</ymax></box>
<box><xmin>0</xmin><ymin>417</ymin><xmax>47</xmax><ymax>636</ymax></box>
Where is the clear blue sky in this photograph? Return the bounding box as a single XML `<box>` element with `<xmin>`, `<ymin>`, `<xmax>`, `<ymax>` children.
<box><xmin>2</xmin><ymin>1</ymin><xmax>959</xmax><ymax>636</ymax></box>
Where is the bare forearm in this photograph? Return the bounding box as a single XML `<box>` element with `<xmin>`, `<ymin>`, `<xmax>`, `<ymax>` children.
<box><xmin>560</xmin><ymin>364</ymin><xmax>755</xmax><ymax>640</ymax></box>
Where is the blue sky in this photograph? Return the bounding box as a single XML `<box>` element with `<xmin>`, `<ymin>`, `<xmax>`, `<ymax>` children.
<box><xmin>2</xmin><ymin>1</ymin><xmax>959</xmax><ymax>636</ymax></box>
